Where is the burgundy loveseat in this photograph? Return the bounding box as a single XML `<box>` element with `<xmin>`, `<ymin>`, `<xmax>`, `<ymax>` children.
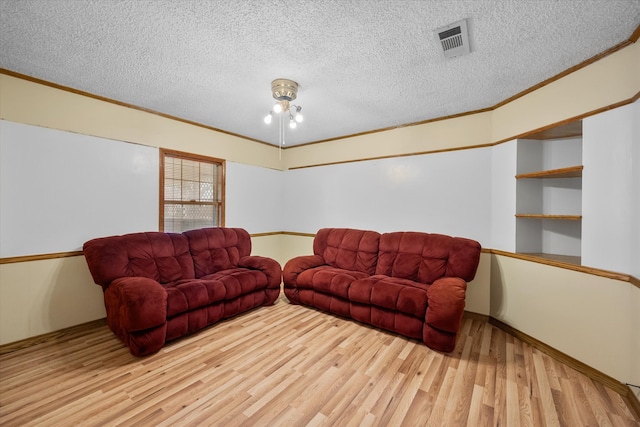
<box><xmin>83</xmin><ymin>227</ymin><xmax>281</xmax><ymax>356</ymax></box>
<box><xmin>283</xmin><ymin>228</ymin><xmax>481</xmax><ymax>352</ymax></box>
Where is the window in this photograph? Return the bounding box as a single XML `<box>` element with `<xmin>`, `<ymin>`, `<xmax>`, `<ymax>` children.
<box><xmin>160</xmin><ymin>149</ymin><xmax>225</xmax><ymax>232</ymax></box>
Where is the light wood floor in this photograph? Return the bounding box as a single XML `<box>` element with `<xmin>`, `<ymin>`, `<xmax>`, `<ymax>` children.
<box><xmin>1</xmin><ymin>295</ymin><xmax>638</xmax><ymax>427</ymax></box>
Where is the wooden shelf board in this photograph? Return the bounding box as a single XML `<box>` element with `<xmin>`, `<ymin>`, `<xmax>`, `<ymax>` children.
<box><xmin>516</xmin><ymin>165</ymin><xmax>583</xmax><ymax>179</ymax></box>
<box><xmin>516</xmin><ymin>214</ymin><xmax>582</xmax><ymax>220</ymax></box>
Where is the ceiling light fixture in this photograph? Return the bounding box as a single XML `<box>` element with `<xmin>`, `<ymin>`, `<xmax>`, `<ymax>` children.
<box><xmin>263</xmin><ymin>78</ymin><xmax>303</xmax><ymax>147</ymax></box>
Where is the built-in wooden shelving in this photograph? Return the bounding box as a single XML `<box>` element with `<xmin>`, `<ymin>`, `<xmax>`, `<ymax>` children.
<box><xmin>515</xmin><ymin>214</ymin><xmax>582</xmax><ymax>220</ymax></box>
<box><xmin>515</xmin><ymin>166</ymin><xmax>583</xmax><ymax>220</ymax></box>
<box><xmin>515</xmin><ymin>121</ymin><xmax>583</xmax><ymax>260</ymax></box>
<box><xmin>515</xmin><ymin>165</ymin><xmax>583</xmax><ymax>179</ymax></box>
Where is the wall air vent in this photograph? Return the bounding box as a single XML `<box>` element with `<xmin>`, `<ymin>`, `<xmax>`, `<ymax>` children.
<box><xmin>434</xmin><ymin>18</ymin><xmax>470</xmax><ymax>58</ymax></box>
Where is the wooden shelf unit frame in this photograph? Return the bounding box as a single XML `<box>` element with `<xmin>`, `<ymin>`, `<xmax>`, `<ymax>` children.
<box><xmin>514</xmin><ymin>121</ymin><xmax>583</xmax><ymax>259</ymax></box>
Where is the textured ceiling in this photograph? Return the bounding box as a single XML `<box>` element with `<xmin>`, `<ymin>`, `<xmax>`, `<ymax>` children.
<box><xmin>1</xmin><ymin>1</ymin><xmax>639</xmax><ymax>146</ymax></box>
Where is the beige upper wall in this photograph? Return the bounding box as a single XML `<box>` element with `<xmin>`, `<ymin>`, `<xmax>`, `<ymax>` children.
<box><xmin>0</xmin><ymin>74</ymin><xmax>284</xmax><ymax>171</ymax></box>
<box><xmin>492</xmin><ymin>41</ymin><xmax>640</xmax><ymax>143</ymax></box>
<box><xmin>281</xmin><ymin>111</ymin><xmax>493</xmax><ymax>170</ymax></box>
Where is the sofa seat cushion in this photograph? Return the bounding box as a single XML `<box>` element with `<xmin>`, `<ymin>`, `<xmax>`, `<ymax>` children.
<box><xmin>296</xmin><ymin>266</ymin><xmax>370</xmax><ymax>299</ymax></box>
<box><xmin>201</xmin><ymin>268</ymin><xmax>269</xmax><ymax>300</ymax></box>
<box><xmin>164</xmin><ymin>268</ymin><xmax>269</xmax><ymax>318</ymax></box>
<box><xmin>348</xmin><ymin>275</ymin><xmax>429</xmax><ymax>319</ymax></box>
<box><xmin>165</xmin><ymin>279</ymin><xmax>226</xmax><ymax>317</ymax></box>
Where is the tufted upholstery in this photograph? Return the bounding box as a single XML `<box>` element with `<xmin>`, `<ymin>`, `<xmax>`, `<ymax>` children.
<box><xmin>84</xmin><ymin>227</ymin><xmax>282</xmax><ymax>356</ymax></box>
<box><xmin>183</xmin><ymin>227</ymin><xmax>251</xmax><ymax>277</ymax></box>
<box><xmin>83</xmin><ymin>232</ymin><xmax>195</xmax><ymax>289</ymax></box>
<box><xmin>376</xmin><ymin>232</ymin><xmax>480</xmax><ymax>283</ymax></box>
<box><xmin>284</xmin><ymin>228</ymin><xmax>481</xmax><ymax>353</ymax></box>
<box><xmin>313</xmin><ymin>228</ymin><xmax>381</xmax><ymax>275</ymax></box>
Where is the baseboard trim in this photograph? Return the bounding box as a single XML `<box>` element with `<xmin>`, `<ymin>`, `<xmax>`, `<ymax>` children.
<box><xmin>463</xmin><ymin>310</ymin><xmax>490</xmax><ymax>322</ymax></box>
<box><xmin>488</xmin><ymin>317</ymin><xmax>640</xmax><ymax>421</ymax></box>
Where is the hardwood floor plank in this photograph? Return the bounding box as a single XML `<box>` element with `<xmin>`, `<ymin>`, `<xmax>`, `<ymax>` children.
<box><xmin>491</xmin><ymin>327</ymin><xmax>508</xmax><ymax>426</ymax></box>
<box><xmin>357</xmin><ymin>349</ymin><xmax>406</xmax><ymax>417</ymax></box>
<box><xmin>385</xmin><ymin>347</ymin><xmax>435</xmax><ymax>426</ymax></box>
<box><xmin>319</xmin><ymin>370</ymin><xmax>371</xmax><ymax>422</ymax></box>
<box><xmin>243</xmin><ymin>369</ymin><xmax>303</xmax><ymax>418</ymax></box>
<box><xmin>286</xmin><ymin>367</ymin><xmax>346</xmax><ymax>425</ymax></box>
<box><xmin>442</xmin><ymin>336</ymin><xmax>475</xmax><ymax>425</ymax></box>
<box><xmin>403</xmin><ymin>388</ymin><xmax>435</xmax><ymax>425</ymax></box>
<box><xmin>152</xmin><ymin>371</ymin><xmax>246</xmax><ymax>427</ymax></box>
<box><xmin>575</xmin><ymin>369</ymin><xmax>615</xmax><ymax>427</ymax></box>
<box><xmin>426</xmin><ymin>366</ymin><xmax>457</xmax><ymax>426</ymax></box>
<box><xmin>270</xmin><ymin>405</ymin><xmax>306</xmax><ymax>427</ymax></box>
<box><xmin>505</xmin><ymin>336</ymin><xmax>521</xmax><ymax>427</ymax></box>
<box><xmin>605</xmin><ymin>386</ymin><xmax>640</xmax><ymax>422</ymax></box>
<box><xmin>466</xmin><ymin>384</ymin><xmax>485</xmax><ymax>427</ymax></box>
<box><xmin>1</xmin><ymin>303</ymin><xmax>638</xmax><ymax>426</ymax></box>
<box><xmin>532</xmin><ymin>351</ymin><xmax>561</xmax><ymax>426</ymax></box>
<box><xmin>478</xmin><ymin>325</ymin><xmax>496</xmax><ymax>409</ymax></box>
<box><xmin>558</xmin><ymin>376</ymin><xmax>590</xmax><ymax>426</ymax></box>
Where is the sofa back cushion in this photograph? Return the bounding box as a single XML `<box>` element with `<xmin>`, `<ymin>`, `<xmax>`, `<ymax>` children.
<box><xmin>313</xmin><ymin>228</ymin><xmax>381</xmax><ymax>275</ymax></box>
<box><xmin>376</xmin><ymin>232</ymin><xmax>481</xmax><ymax>284</ymax></box>
<box><xmin>183</xmin><ymin>227</ymin><xmax>251</xmax><ymax>278</ymax></box>
<box><xmin>83</xmin><ymin>232</ymin><xmax>195</xmax><ymax>289</ymax></box>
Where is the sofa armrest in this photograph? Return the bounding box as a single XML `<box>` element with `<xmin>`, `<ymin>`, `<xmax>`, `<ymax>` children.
<box><xmin>238</xmin><ymin>255</ymin><xmax>283</xmax><ymax>288</ymax></box>
<box><xmin>283</xmin><ymin>255</ymin><xmax>326</xmax><ymax>287</ymax></box>
<box><xmin>283</xmin><ymin>255</ymin><xmax>325</xmax><ymax>304</ymax></box>
<box><xmin>425</xmin><ymin>277</ymin><xmax>467</xmax><ymax>333</ymax></box>
<box><xmin>105</xmin><ymin>277</ymin><xmax>167</xmax><ymax>332</ymax></box>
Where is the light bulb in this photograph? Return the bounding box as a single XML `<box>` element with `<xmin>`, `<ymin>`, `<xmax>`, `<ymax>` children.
<box><xmin>295</xmin><ymin>113</ymin><xmax>303</xmax><ymax>123</ymax></box>
<box><xmin>289</xmin><ymin>119</ymin><xmax>297</xmax><ymax>129</ymax></box>
<box><xmin>263</xmin><ymin>113</ymin><xmax>272</xmax><ymax>124</ymax></box>
<box><xmin>273</xmin><ymin>103</ymin><xmax>282</xmax><ymax>114</ymax></box>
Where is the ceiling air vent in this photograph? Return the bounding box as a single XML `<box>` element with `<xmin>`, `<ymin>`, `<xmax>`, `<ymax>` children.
<box><xmin>434</xmin><ymin>19</ymin><xmax>470</xmax><ymax>58</ymax></box>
